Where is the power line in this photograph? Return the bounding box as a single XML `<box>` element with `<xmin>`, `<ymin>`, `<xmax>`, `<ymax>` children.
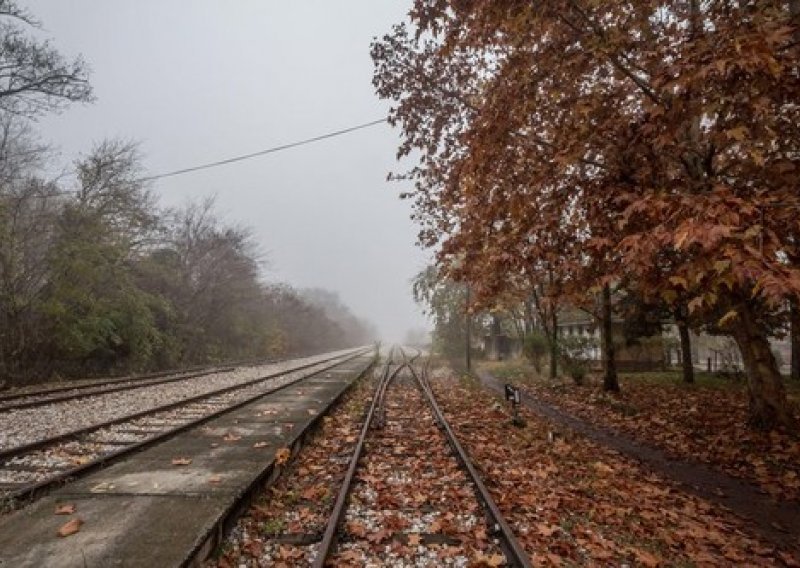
<box><xmin>137</xmin><ymin>118</ymin><xmax>387</xmax><ymax>183</ymax></box>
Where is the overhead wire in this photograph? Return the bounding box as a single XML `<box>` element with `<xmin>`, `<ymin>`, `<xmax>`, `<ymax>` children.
<box><xmin>137</xmin><ymin>118</ymin><xmax>386</xmax><ymax>183</ymax></box>
<box><xmin>0</xmin><ymin>117</ymin><xmax>388</xmax><ymax>199</ymax></box>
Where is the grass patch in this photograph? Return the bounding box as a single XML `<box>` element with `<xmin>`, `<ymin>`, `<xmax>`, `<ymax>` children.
<box><xmin>618</xmin><ymin>370</ymin><xmax>744</xmax><ymax>391</ymax></box>
<box><xmin>479</xmin><ymin>360</ymin><xmax>544</xmax><ymax>385</ymax></box>
<box><xmin>481</xmin><ymin>359</ymin><xmax>800</xmax><ymax>410</ymax></box>
<box><xmin>260</xmin><ymin>517</ymin><xmax>285</xmax><ymax>536</ymax></box>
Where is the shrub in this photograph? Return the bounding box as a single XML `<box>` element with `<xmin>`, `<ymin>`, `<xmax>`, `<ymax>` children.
<box><xmin>558</xmin><ymin>334</ymin><xmax>597</xmax><ymax>385</ymax></box>
<box><xmin>523</xmin><ymin>331</ymin><xmax>549</xmax><ymax>373</ymax></box>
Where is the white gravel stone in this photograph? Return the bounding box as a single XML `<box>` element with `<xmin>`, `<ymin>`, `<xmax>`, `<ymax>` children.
<box><xmin>0</xmin><ymin>349</ymin><xmax>359</xmax><ymax>451</ymax></box>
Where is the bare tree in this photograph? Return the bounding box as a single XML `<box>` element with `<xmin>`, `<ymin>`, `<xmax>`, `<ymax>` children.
<box><xmin>0</xmin><ymin>1</ymin><xmax>92</xmax><ymax>117</ymax></box>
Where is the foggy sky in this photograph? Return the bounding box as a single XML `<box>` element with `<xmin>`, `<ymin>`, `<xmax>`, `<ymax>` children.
<box><xmin>23</xmin><ymin>1</ymin><xmax>430</xmax><ymax>342</ymax></box>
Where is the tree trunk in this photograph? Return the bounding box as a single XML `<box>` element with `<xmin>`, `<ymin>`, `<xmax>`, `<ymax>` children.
<box><xmin>792</xmin><ymin>298</ymin><xmax>800</xmax><ymax>381</ymax></box>
<box><xmin>550</xmin><ymin>307</ymin><xmax>558</xmax><ymax>379</ymax></box>
<box><xmin>678</xmin><ymin>320</ymin><xmax>695</xmax><ymax>384</ymax></box>
<box><xmin>524</xmin><ymin>298</ymin><xmax>534</xmax><ymax>335</ymax></box>
<box><xmin>732</xmin><ymin>303</ymin><xmax>795</xmax><ymax>431</ymax></box>
<box><xmin>464</xmin><ymin>284</ymin><xmax>472</xmax><ymax>371</ymax></box>
<box><xmin>601</xmin><ymin>283</ymin><xmax>619</xmax><ymax>392</ymax></box>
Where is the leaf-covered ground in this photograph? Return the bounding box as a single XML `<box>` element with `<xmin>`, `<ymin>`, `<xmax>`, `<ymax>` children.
<box><xmin>210</xmin><ymin>374</ymin><xmax>372</xmax><ymax>567</ymax></box>
<box><xmin>333</xmin><ymin>371</ymin><xmax>505</xmax><ymax>566</ymax></box>
<box><xmin>211</xmin><ymin>368</ymin><xmax>505</xmax><ymax>567</ymax></box>
<box><xmin>211</xmin><ymin>362</ymin><xmax>799</xmax><ymax>566</ymax></box>
<box><xmin>433</xmin><ymin>368</ymin><xmax>800</xmax><ymax>566</ymax></box>
<box><xmin>484</xmin><ymin>362</ymin><xmax>800</xmax><ymax>504</ymax></box>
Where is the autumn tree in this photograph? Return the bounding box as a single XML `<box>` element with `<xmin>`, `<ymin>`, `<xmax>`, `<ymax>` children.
<box><xmin>374</xmin><ymin>1</ymin><xmax>800</xmax><ymax>430</ymax></box>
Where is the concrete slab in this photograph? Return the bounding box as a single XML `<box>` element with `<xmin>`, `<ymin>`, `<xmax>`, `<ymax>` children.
<box><xmin>0</xmin><ymin>354</ymin><xmax>374</xmax><ymax>568</ymax></box>
<box><xmin>0</xmin><ymin>494</ymin><xmax>229</xmax><ymax>568</ymax></box>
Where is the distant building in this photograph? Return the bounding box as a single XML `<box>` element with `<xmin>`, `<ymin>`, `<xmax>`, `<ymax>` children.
<box><xmin>556</xmin><ymin>307</ymin><xmax>663</xmax><ymax>371</ymax></box>
<box><xmin>480</xmin><ymin>303</ymin><xmax>791</xmax><ymax>375</ymax></box>
<box><xmin>662</xmin><ymin>325</ymin><xmax>789</xmax><ymax>375</ymax></box>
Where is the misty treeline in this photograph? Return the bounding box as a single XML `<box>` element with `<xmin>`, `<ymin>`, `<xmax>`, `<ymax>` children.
<box><xmin>0</xmin><ymin>2</ymin><xmax>374</xmax><ymax>384</ymax></box>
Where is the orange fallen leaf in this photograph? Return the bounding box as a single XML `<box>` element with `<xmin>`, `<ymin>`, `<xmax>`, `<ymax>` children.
<box><xmin>367</xmin><ymin>528</ymin><xmax>391</xmax><ymax>544</ymax></box>
<box><xmin>347</xmin><ymin>521</ymin><xmax>368</xmax><ymax>538</ymax></box>
<box><xmin>57</xmin><ymin>518</ymin><xmax>83</xmax><ymax>537</ymax></box>
<box><xmin>472</xmin><ymin>552</ymin><xmax>505</xmax><ymax>567</ymax></box>
<box><xmin>171</xmin><ymin>457</ymin><xmax>192</xmax><ymax>466</ymax></box>
<box><xmin>408</xmin><ymin>533</ymin><xmax>422</xmax><ymax>546</ymax></box>
<box><xmin>335</xmin><ymin>550</ymin><xmax>362</xmax><ymax>563</ymax></box>
<box><xmin>243</xmin><ymin>539</ymin><xmax>263</xmax><ymax>557</ymax></box>
<box><xmin>275</xmin><ymin>447</ymin><xmax>291</xmax><ymax>465</ymax></box>
<box><xmin>631</xmin><ymin>548</ymin><xmax>661</xmax><ymax>568</ymax></box>
<box><xmin>54</xmin><ymin>503</ymin><xmax>76</xmax><ymax>515</ymax></box>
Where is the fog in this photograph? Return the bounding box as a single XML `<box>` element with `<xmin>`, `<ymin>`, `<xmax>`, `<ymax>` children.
<box><xmin>24</xmin><ymin>0</ymin><xmax>429</xmax><ymax>342</ymax></box>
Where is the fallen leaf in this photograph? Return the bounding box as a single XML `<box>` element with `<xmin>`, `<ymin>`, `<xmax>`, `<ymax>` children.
<box><xmin>407</xmin><ymin>533</ymin><xmax>422</xmax><ymax>546</ymax></box>
<box><xmin>472</xmin><ymin>552</ymin><xmax>506</xmax><ymax>567</ymax></box>
<box><xmin>171</xmin><ymin>457</ymin><xmax>192</xmax><ymax>466</ymax></box>
<box><xmin>367</xmin><ymin>528</ymin><xmax>391</xmax><ymax>544</ymax></box>
<box><xmin>54</xmin><ymin>503</ymin><xmax>76</xmax><ymax>515</ymax></box>
<box><xmin>209</xmin><ymin>475</ymin><xmax>222</xmax><ymax>484</ymax></box>
<box><xmin>486</xmin><ymin>554</ymin><xmax>506</xmax><ymax>567</ymax></box>
<box><xmin>223</xmin><ymin>433</ymin><xmax>242</xmax><ymax>442</ymax></box>
<box><xmin>335</xmin><ymin>550</ymin><xmax>362</xmax><ymax>562</ymax></box>
<box><xmin>593</xmin><ymin>461</ymin><xmax>615</xmax><ymax>474</ymax></box>
<box><xmin>347</xmin><ymin>521</ymin><xmax>368</xmax><ymax>538</ymax></box>
<box><xmin>631</xmin><ymin>548</ymin><xmax>661</xmax><ymax>567</ymax></box>
<box><xmin>243</xmin><ymin>539</ymin><xmax>263</xmax><ymax>557</ymax></box>
<box><xmin>57</xmin><ymin>518</ymin><xmax>83</xmax><ymax>538</ymax></box>
<box><xmin>275</xmin><ymin>447</ymin><xmax>291</xmax><ymax>465</ymax></box>
<box><xmin>253</xmin><ymin>441</ymin><xmax>269</xmax><ymax>449</ymax></box>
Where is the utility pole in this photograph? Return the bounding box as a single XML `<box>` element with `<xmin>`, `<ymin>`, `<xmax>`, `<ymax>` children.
<box><xmin>465</xmin><ymin>285</ymin><xmax>472</xmax><ymax>371</ymax></box>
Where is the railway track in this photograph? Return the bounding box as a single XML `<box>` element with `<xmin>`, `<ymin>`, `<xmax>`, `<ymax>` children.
<box><xmin>0</xmin><ymin>366</ymin><xmax>237</xmax><ymax>413</ymax></box>
<box><xmin>0</xmin><ymin>347</ymin><xmax>371</xmax><ymax>505</ymax></box>
<box><xmin>311</xmin><ymin>346</ymin><xmax>532</xmax><ymax>567</ymax></box>
<box><xmin>0</xmin><ymin>350</ymin><xmax>330</xmax><ymax>411</ymax></box>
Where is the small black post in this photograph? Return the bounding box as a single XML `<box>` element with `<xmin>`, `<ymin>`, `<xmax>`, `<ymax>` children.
<box><xmin>504</xmin><ymin>383</ymin><xmax>525</xmax><ymax>427</ymax></box>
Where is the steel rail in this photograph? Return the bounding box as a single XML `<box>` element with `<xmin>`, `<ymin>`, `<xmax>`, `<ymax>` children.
<box><xmin>0</xmin><ymin>367</ymin><xmax>238</xmax><ymax>413</ymax></box>
<box><xmin>4</xmin><ymin>348</ymin><xmax>373</xmax><ymax>506</ymax></box>
<box><xmin>409</xmin><ymin>363</ymin><xmax>533</xmax><ymax>568</ymax></box>
<box><xmin>373</xmin><ymin>350</ymin><xmax>403</xmax><ymax>429</ymax></box>
<box><xmin>181</xmin><ymin>352</ymin><xmax>378</xmax><ymax>567</ymax></box>
<box><xmin>312</xmin><ymin>353</ymin><xmax>404</xmax><ymax>568</ymax></box>
<box><xmin>0</xmin><ymin>350</ymin><xmax>329</xmax><ymax>406</ymax></box>
<box><xmin>0</xmin><ymin>348</ymin><xmax>365</xmax><ymax>462</ymax></box>
<box><xmin>0</xmin><ymin>362</ymin><xmax>253</xmax><ymax>405</ymax></box>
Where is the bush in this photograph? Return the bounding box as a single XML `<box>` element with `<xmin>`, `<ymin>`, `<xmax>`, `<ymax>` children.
<box><xmin>523</xmin><ymin>331</ymin><xmax>549</xmax><ymax>373</ymax></box>
<box><xmin>558</xmin><ymin>334</ymin><xmax>597</xmax><ymax>385</ymax></box>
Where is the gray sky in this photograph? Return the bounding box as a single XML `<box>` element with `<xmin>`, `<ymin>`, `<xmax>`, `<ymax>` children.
<box><xmin>24</xmin><ymin>1</ymin><xmax>431</xmax><ymax>342</ymax></box>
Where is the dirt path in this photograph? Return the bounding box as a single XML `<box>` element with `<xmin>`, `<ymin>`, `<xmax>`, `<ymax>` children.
<box><xmin>477</xmin><ymin>369</ymin><xmax>800</xmax><ymax>553</ymax></box>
